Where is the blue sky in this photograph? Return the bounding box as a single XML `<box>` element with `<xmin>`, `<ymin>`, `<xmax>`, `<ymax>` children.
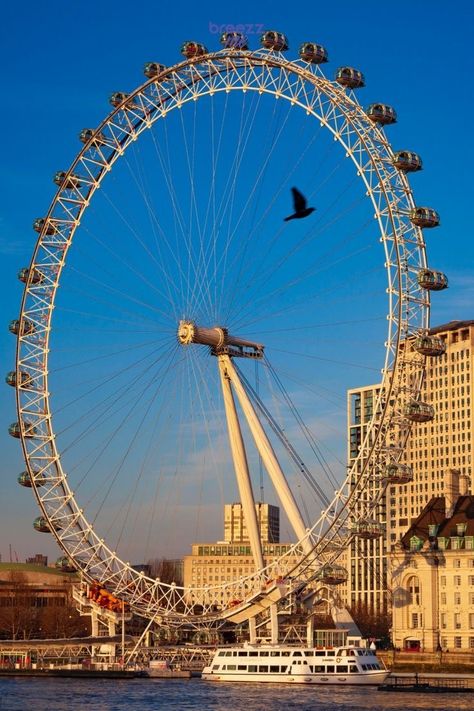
<box><xmin>1</xmin><ymin>0</ymin><xmax>473</xmax><ymax>565</ymax></box>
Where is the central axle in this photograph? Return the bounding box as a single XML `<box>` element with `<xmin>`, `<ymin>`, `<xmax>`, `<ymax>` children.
<box><xmin>177</xmin><ymin>320</ymin><xmax>264</xmax><ymax>359</ymax></box>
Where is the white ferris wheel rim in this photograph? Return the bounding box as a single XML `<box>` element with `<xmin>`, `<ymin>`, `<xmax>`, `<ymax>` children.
<box><xmin>13</xmin><ymin>43</ymin><xmax>430</xmax><ymax>623</ymax></box>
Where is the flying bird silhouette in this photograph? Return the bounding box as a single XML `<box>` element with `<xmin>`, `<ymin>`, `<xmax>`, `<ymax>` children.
<box><xmin>284</xmin><ymin>187</ymin><xmax>315</xmax><ymax>221</ymax></box>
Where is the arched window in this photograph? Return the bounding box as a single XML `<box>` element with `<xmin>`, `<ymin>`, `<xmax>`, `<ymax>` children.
<box><xmin>407</xmin><ymin>575</ymin><xmax>421</xmax><ymax>606</ymax></box>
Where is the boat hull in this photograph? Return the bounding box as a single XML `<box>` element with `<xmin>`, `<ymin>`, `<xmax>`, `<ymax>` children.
<box><xmin>202</xmin><ymin>669</ymin><xmax>389</xmax><ymax>685</ymax></box>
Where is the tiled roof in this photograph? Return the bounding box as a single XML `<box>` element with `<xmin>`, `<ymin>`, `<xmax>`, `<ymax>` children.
<box><xmin>400</xmin><ymin>495</ymin><xmax>474</xmax><ymax>547</ymax></box>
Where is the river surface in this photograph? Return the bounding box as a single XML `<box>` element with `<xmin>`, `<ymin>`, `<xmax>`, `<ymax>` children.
<box><xmin>1</xmin><ymin>677</ymin><xmax>472</xmax><ymax>711</ymax></box>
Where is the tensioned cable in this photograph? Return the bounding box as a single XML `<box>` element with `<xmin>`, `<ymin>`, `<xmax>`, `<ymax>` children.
<box><xmin>235</xmin><ymin>362</ymin><xmax>331</xmax><ymax>508</ymax></box>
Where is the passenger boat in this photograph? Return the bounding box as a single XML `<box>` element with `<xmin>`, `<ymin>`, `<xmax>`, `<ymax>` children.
<box><xmin>202</xmin><ymin>643</ymin><xmax>388</xmax><ymax>685</ymax></box>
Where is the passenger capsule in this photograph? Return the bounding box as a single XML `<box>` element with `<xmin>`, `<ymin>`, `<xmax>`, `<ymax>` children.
<box><xmin>335</xmin><ymin>67</ymin><xmax>365</xmax><ymax>89</ymax></box>
<box><xmin>8</xmin><ymin>421</ymin><xmax>38</xmax><ymax>439</ymax></box>
<box><xmin>409</xmin><ymin>207</ymin><xmax>440</xmax><ymax>228</ymax></box>
<box><xmin>18</xmin><ymin>470</ymin><xmax>46</xmax><ymax>488</ymax></box>
<box><xmin>33</xmin><ymin>218</ymin><xmax>57</xmax><ymax>235</ymax></box>
<box><xmin>299</xmin><ymin>42</ymin><xmax>328</xmax><ymax>64</ymax></box>
<box><xmin>9</xmin><ymin>319</ymin><xmax>35</xmax><ymax>336</ymax></box>
<box><xmin>315</xmin><ymin>564</ymin><xmax>348</xmax><ymax>586</ymax></box>
<box><xmin>260</xmin><ymin>31</ymin><xmax>289</xmax><ymax>51</ymax></box>
<box><xmin>5</xmin><ymin>370</ymin><xmax>33</xmax><ymax>388</ymax></box>
<box><xmin>109</xmin><ymin>92</ymin><xmax>130</xmax><ymax>108</ymax></box>
<box><xmin>417</xmin><ymin>269</ymin><xmax>448</xmax><ymax>291</ymax></box>
<box><xmin>18</xmin><ymin>267</ymin><xmax>45</xmax><ymax>285</ymax></box>
<box><xmin>53</xmin><ymin>171</ymin><xmax>81</xmax><ymax>190</ymax></box>
<box><xmin>366</xmin><ymin>103</ymin><xmax>397</xmax><ymax>125</ymax></box>
<box><xmin>143</xmin><ymin>62</ymin><xmax>167</xmax><ymax>78</ymax></box>
<box><xmin>33</xmin><ymin>516</ymin><xmax>61</xmax><ymax>533</ymax></box>
<box><xmin>220</xmin><ymin>32</ymin><xmax>248</xmax><ymax>50</ymax></box>
<box><xmin>392</xmin><ymin>151</ymin><xmax>422</xmax><ymax>172</ymax></box>
<box><xmin>180</xmin><ymin>41</ymin><xmax>208</xmax><ymax>58</ymax></box>
<box><xmin>55</xmin><ymin>556</ymin><xmax>76</xmax><ymax>572</ymax></box>
<box><xmin>413</xmin><ymin>334</ymin><xmax>446</xmax><ymax>357</ymax></box>
<box><xmin>404</xmin><ymin>400</ymin><xmax>435</xmax><ymax>423</ymax></box>
<box><xmin>79</xmin><ymin>128</ymin><xmax>106</xmax><ymax>145</ymax></box>
<box><xmin>384</xmin><ymin>463</ymin><xmax>413</xmax><ymax>484</ymax></box>
<box><xmin>351</xmin><ymin>519</ymin><xmax>385</xmax><ymax>540</ymax></box>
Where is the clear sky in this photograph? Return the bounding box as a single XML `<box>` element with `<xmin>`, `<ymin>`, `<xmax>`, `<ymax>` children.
<box><xmin>1</xmin><ymin>0</ymin><xmax>473</xmax><ymax>566</ymax></box>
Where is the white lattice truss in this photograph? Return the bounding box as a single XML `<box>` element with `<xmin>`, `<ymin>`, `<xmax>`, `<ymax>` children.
<box><xmin>15</xmin><ymin>47</ymin><xmax>430</xmax><ymax>624</ymax></box>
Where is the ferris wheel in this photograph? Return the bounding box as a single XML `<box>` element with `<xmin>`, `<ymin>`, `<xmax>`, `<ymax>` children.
<box><xmin>8</xmin><ymin>31</ymin><xmax>447</xmax><ymax>626</ymax></box>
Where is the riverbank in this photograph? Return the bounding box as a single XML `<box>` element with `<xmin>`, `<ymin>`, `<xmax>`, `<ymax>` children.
<box><xmin>379</xmin><ymin>650</ymin><xmax>474</xmax><ymax>674</ymax></box>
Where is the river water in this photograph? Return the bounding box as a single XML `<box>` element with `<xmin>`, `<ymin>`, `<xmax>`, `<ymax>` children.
<box><xmin>1</xmin><ymin>677</ymin><xmax>472</xmax><ymax>711</ymax></box>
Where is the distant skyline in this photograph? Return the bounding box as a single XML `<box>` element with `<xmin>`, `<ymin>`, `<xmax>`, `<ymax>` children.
<box><xmin>1</xmin><ymin>0</ymin><xmax>473</xmax><ymax>564</ymax></box>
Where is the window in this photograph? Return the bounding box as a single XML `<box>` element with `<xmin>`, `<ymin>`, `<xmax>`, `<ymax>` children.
<box><xmin>411</xmin><ymin>613</ymin><xmax>419</xmax><ymax>629</ymax></box>
<box><xmin>470</xmin><ymin>613</ymin><xmax>474</xmax><ymax>629</ymax></box>
<box><xmin>454</xmin><ymin>575</ymin><xmax>462</xmax><ymax>587</ymax></box>
<box><xmin>454</xmin><ymin>592</ymin><xmax>461</xmax><ymax>605</ymax></box>
<box><xmin>454</xmin><ymin>636</ymin><xmax>462</xmax><ymax>649</ymax></box>
<box><xmin>441</xmin><ymin>592</ymin><xmax>447</xmax><ymax>605</ymax></box>
<box><xmin>455</xmin><ymin>613</ymin><xmax>462</xmax><ymax>629</ymax></box>
<box><xmin>441</xmin><ymin>613</ymin><xmax>447</xmax><ymax>629</ymax></box>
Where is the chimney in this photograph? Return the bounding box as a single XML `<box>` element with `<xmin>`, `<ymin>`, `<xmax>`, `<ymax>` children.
<box><xmin>445</xmin><ymin>468</ymin><xmax>461</xmax><ymax>518</ymax></box>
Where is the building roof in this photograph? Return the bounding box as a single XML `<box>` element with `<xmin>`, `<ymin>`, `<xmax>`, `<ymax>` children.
<box><xmin>429</xmin><ymin>320</ymin><xmax>474</xmax><ymax>335</ymax></box>
<box><xmin>400</xmin><ymin>495</ymin><xmax>474</xmax><ymax>548</ymax></box>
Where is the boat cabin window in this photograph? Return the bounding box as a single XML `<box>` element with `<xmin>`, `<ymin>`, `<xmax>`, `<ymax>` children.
<box><xmin>336</xmin><ymin>665</ymin><xmax>348</xmax><ymax>673</ymax></box>
<box><xmin>326</xmin><ymin>665</ymin><xmax>335</xmax><ymax>673</ymax></box>
<box><xmin>248</xmin><ymin>665</ymin><xmax>257</xmax><ymax>672</ymax></box>
<box><xmin>350</xmin><ymin>667</ymin><xmax>359</xmax><ymax>673</ymax></box>
<box><xmin>238</xmin><ymin>651</ymin><xmax>247</xmax><ymax>657</ymax></box>
<box><xmin>293</xmin><ymin>651</ymin><xmax>302</xmax><ymax>656</ymax></box>
<box><xmin>258</xmin><ymin>666</ymin><xmax>268</xmax><ymax>673</ymax></box>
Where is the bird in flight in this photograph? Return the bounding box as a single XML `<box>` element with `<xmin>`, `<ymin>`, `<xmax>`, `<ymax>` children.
<box><xmin>284</xmin><ymin>187</ymin><xmax>316</xmax><ymax>221</ymax></box>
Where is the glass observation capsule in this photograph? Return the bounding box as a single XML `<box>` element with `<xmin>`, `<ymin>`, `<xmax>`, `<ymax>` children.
<box><xmin>260</xmin><ymin>31</ymin><xmax>289</xmax><ymax>51</ymax></box>
<box><xmin>335</xmin><ymin>67</ymin><xmax>365</xmax><ymax>89</ymax></box>
<box><xmin>220</xmin><ymin>32</ymin><xmax>248</xmax><ymax>50</ymax></box>
<box><xmin>109</xmin><ymin>92</ymin><xmax>130</xmax><ymax>107</ymax></box>
<box><xmin>366</xmin><ymin>103</ymin><xmax>397</xmax><ymax>125</ymax></box>
<box><xmin>8</xmin><ymin>421</ymin><xmax>37</xmax><ymax>439</ymax></box>
<box><xmin>9</xmin><ymin>319</ymin><xmax>35</xmax><ymax>336</ymax></box>
<box><xmin>55</xmin><ymin>556</ymin><xmax>76</xmax><ymax>572</ymax></box>
<box><xmin>315</xmin><ymin>564</ymin><xmax>348</xmax><ymax>586</ymax></box>
<box><xmin>392</xmin><ymin>151</ymin><xmax>422</xmax><ymax>172</ymax></box>
<box><xmin>299</xmin><ymin>42</ymin><xmax>328</xmax><ymax>63</ymax></box>
<box><xmin>413</xmin><ymin>334</ymin><xmax>446</xmax><ymax>357</ymax></box>
<box><xmin>351</xmin><ymin>519</ymin><xmax>385</xmax><ymax>540</ymax></box>
<box><xmin>79</xmin><ymin>128</ymin><xmax>107</xmax><ymax>145</ymax></box>
<box><xmin>417</xmin><ymin>268</ymin><xmax>448</xmax><ymax>291</ymax></box>
<box><xmin>404</xmin><ymin>400</ymin><xmax>435</xmax><ymax>423</ymax></box>
<box><xmin>384</xmin><ymin>463</ymin><xmax>414</xmax><ymax>484</ymax></box>
<box><xmin>33</xmin><ymin>218</ymin><xmax>56</xmax><ymax>235</ymax></box>
<box><xmin>18</xmin><ymin>470</ymin><xmax>45</xmax><ymax>488</ymax></box>
<box><xmin>5</xmin><ymin>370</ymin><xmax>33</xmax><ymax>388</ymax></box>
<box><xmin>18</xmin><ymin>267</ymin><xmax>45</xmax><ymax>285</ymax></box>
<box><xmin>409</xmin><ymin>207</ymin><xmax>440</xmax><ymax>228</ymax></box>
<box><xmin>53</xmin><ymin>171</ymin><xmax>81</xmax><ymax>190</ymax></box>
<box><xmin>143</xmin><ymin>62</ymin><xmax>167</xmax><ymax>78</ymax></box>
<box><xmin>33</xmin><ymin>516</ymin><xmax>61</xmax><ymax>533</ymax></box>
<box><xmin>180</xmin><ymin>41</ymin><xmax>208</xmax><ymax>58</ymax></box>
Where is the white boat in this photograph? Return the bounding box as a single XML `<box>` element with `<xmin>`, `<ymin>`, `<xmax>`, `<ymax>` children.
<box><xmin>202</xmin><ymin>643</ymin><xmax>389</xmax><ymax>685</ymax></box>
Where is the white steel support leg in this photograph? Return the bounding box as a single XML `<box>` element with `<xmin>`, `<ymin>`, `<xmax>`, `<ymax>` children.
<box><xmin>270</xmin><ymin>604</ymin><xmax>279</xmax><ymax>645</ymax></box>
<box><xmin>249</xmin><ymin>617</ymin><xmax>257</xmax><ymax>645</ymax></box>
<box><xmin>218</xmin><ymin>356</ymin><xmax>264</xmax><ymax>571</ymax></box>
<box><xmin>307</xmin><ymin>615</ymin><xmax>314</xmax><ymax>647</ymax></box>
<box><xmin>221</xmin><ymin>355</ymin><xmax>312</xmax><ymax>556</ymax></box>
